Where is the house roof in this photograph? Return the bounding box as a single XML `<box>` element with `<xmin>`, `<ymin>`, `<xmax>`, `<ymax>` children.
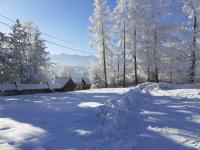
<box><xmin>72</xmin><ymin>77</ymin><xmax>83</xmax><ymax>85</ymax></box>
<box><xmin>82</xmin><ymin>77</ymin><xmax>91</xmax><ymax>85</ymax></box>
<box><xmin>0</xmin><ymin>83</ymin><xmax>49</xmax><ymax>91</ymax></box>
<box><xmin>17</xmin><ymin>83</ymin><xmax>49</xmax><ymax>91</ymax></box>
<box><xmin>0</xmin><ymin>84</ymin><xmax>17</xmax><ymax>91</ymax></box>
<box><xmin>52</xmin><ymin>77</ymin><xmax>71</xmax><ymax>90</ymax></box>
<box><xmin>72</xmin><ymin>77</ymin><xmax>91</xmax><ymax>85</ymax></box>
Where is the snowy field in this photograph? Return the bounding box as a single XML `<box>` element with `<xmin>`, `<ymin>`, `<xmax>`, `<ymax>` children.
<box><xmin>0</xmin><ymin>88</ymin><xmax>128</xmax><ymax>150</ymax></box>
<box><xmin>0</xmin><ymin>84</ymin><xmax>200</xmax><ymax>150</ymax></box>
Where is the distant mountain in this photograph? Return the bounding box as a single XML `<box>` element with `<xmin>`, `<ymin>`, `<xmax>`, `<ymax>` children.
<box><xmin>50</xmin><ymin>53</ymin><xmax>96</xmax><ymax>66</ymax></box>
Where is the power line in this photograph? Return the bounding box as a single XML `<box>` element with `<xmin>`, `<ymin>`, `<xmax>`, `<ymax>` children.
<box><xmin>45</xmin><ymin>40</ymin><xmax>95</xmax><ymax>55</ymax></box>
<box><xmin>41</xmin><ymin>32</ymin><xmax>93</xmax><ymax>50</ymax></box>
<box><xmin>0</xmin><ymin>14</ymin><xmax>15</xmax><ymax>22</ymax></box>
<box><xmin>0</xmin><ymin>21</ymin><xmax>11</xmax><ymax>28</ymax></box>
<box><xmin>0</xmin><ymin>20</ymin><xmax>96</xmax><ymax>55</ymax></box>
<box><xmin>0</xmin><ymin>13</ymin><xmax>94</xmax><ymax>51</ymax></box>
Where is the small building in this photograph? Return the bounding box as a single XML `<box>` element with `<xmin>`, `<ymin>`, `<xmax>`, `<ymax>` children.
<box><xmin>16</xmin><ymin>83</ymin><xmax>50</xmax><ymax>94</ymax></box>
<box><xmin>0</xmin><ymin>83</ymin><xmax>17</xmax><ymax>95</ymax></box>
<box><xmin>82</xmin><ymin>77</ymin><xmax>91</xmax><ymax>90</ymax></box>
<box><xmin>73</xmin><ymin>77</ymin><xmax>91</xmax><ymax>90</ymax></box>
<box><xmin>73</xmin><ymin>78</ymin><xmax>84</xmax><ymax>90</ymax></box>
<box><xmin>51</xmin><ymin>77</ymin><xmax>76</xmax><ymax>92</ymax></box>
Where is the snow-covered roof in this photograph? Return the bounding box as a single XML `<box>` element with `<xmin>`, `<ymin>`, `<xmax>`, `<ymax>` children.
<box><xmin>52</xmin><ymin>77</ymin><xmax>71</xmax><ymax>89</ymax></box>
<box><xmin>17</xmin><ymin>83</ymin><xmax>49</xmax><ymax>91</ymax></box>
<box><xmin>72</xmin><ymin>77</ymin><xmax>83</xmax><ymax>85</ymax></box>
<box><xmin>82</xmin><ymin>77</ymin><xmax>91</xmax><ymax>85</ymax></box>
<box><xmin>0</xmin><ymin>84</ymin><xmax>17</xmax><ymax>91</ymax></box>
<box><xmin>0</xmin><ymin>83</ymin><xmax>49</xmax><ymax>91</ymax></box>
<box><xmin>72</xmin><ymin>77</ymin><xmax>91</xmax><ymax>85</ymax></box>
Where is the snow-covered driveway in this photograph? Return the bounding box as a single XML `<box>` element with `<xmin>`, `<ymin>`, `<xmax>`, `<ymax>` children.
<box><xmin>0</xmin><ymin>88</ymin><xmax>128</xmax><ymax>150</ymax></box>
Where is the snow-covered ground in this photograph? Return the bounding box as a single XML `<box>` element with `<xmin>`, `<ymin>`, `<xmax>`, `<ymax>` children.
<box><xmin>96</xmin><ymin>83</ymin><xmax>200</xmax><ymax>150</ymax></box>
<box><xmin>0</xmin><ymin>88</ymin><xmax>128</xmax><ymax>150</ymax></box>
<box><xmin>0</xmin><ymin>84</ymin><xmax>200</xmax><ymax>150</ymax></box>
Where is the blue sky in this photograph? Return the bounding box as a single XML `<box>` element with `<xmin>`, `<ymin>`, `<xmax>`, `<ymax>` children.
<box><xmin>0</xmin><ymin>0</ymin><xmax>115</xmax><ymax>55</ymax></box>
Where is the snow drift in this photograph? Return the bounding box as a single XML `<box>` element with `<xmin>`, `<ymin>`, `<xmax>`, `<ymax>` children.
<box><xmin>91</xmin><ymin>83</ymin><xmax>152</xmax><ymax>150</ymax></box>
<box><xmin>93</xmin><ymin>82</ymin><xmax>200</xmax><ymax>150</ymax></box>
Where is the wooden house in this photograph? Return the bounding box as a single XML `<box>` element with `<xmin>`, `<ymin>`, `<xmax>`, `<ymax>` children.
<box><xmin>51</xmin><ymin>77</ymin><xmax>76</xmax><ymax>92</ymax></box>
<box><xmin>82</xmin><ymin>77</ymin><xmax>91</xmax><ymax>90</ymax></box>
<box><xmin>16</xmin><ymin>83</ymin><xmax>50</xmax><ymax>94</ymax></box>
<box><xmin>73</xmin><ymin>77</ymin><xmax>91</xmax><ymax>90</ymax></box>
<box><xmin>0</xmin><ymin>83</ymin><xmax>17</xmax><ymax>95</ymax></box>
<box><xmin>73</xmin><ymin>78</ymin><xmax>84</xmax><ymax>90</ymax></box>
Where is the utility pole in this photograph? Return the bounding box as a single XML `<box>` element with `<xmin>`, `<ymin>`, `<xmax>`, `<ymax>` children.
<box><xmin>123</xmin><ymin>20</ymin><xmax>126</xmax><ymax>87</ymax></box>
<box><xmin>134</xmin><ymin>29</ymin><xmax>138</xmax><ymax>85</ymax></box>
<box><xmin>102</xmin><ymin>25</ymin><xmax>108</xmax><ymax>88</ymax></box>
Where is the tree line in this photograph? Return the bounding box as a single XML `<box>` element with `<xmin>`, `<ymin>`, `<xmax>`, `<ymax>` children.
<box><xmin>89</xmin><ymin>0</ymin><xmax>200</xmax><ymax>88</ymax></box>
<box><xmin>0</xmin><ymin>19</ymin><xmax>50</xmax><ymax>84</ymax></box>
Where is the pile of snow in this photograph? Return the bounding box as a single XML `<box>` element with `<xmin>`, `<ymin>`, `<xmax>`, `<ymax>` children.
<box><xmin>143</xmin><ymin>82</ymin><xmax>200</xmax><ymax>99</ymax></box>
<box><xmin>86</xmin><ymin>87</ymin><xmax>130</xmax><ymax>94</ymax></box>
<box><xmin>91</xmin><ymin>83</ymin><xmax>151</xmax><ymax>150</ymax></box>
<box><xmin>92</xmin><ymin>82</ymin><xmax>200</xmax><ymax>149</ymax></box>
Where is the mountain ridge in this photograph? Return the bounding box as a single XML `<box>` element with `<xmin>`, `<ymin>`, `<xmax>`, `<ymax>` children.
<box><xmin>50</xmin><ymin>53</ymin><xmax>96</xmax><ymax>66</ymax></box>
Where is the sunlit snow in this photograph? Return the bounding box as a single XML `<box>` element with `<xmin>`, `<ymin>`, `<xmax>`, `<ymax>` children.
<box><xmin>78</xmin><ymin>102</ymin><xmax>104</xmax><ymax>108</ymax></box>
<box><xmin>0</xmin><ymin>83</ymin><xmax>200</xmax><ymax>149</ymax></box>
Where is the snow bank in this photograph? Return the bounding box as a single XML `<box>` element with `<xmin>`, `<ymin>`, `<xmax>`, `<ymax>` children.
<box><xmin>144</xmin><ymin>82</ymin><xmax>200</xmax><ymax>99</ymax></box>
<box><xmin>92</xmin><ymin>82</ymin><xmax>200</xmax><ymax>149</ymax></box>
<box><xmin>91</xmin><ymin>83</ymin><xmax>151</xmax><ymax>150</ymax></box>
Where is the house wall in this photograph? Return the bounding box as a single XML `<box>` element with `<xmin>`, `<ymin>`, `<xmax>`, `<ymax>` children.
<box><xmin>75</xmin><ymin>84</ymin><xmax>84</xmax><ymax>90</ymax></box>
<box><xmin>62</xmin><ymin>80</ymin><xmax>76</xmax><ymax>92</ymax></box>
<box><xmin>82</xmin><ymin>80</ymin><xmax>91</xmax><ymax>90</ymax></box>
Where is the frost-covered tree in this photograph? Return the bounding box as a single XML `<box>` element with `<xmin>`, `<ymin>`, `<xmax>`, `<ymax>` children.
<box><xmin>140</xmin><ymin>0</ymin><xmax>173</xmax><ymax>83</ymax></box>
<box><xmin>21</xmin><ymin>22</ymin><xmax>50</xmax><ymax>83</ymax></box>
<box><xmin>87</xmin><ymin>0</ymin><xmax>200</xmax><ymax>85</ymax></box>
<box><xmin>127</xmin><ymin>0</ymin><xmax>144</xmax><ymax>85</ymax></box>
<box><xmin>178</xmin><ymin>0</ymin><xmax>200</xmax><ymax>82</ymax></box>
<box><xmin>0</xmin><ymin>32</ymin><xmax>16</xmax><ymax>83</ymax></box>
<box><xmin>60</xmin><ymin>66</ymin><xmax>75</xmax><ymax>78</ymax></box>
<box><xmin>89</xmin><ymin>0</ymin><xmax>113</xmax><ymax>88</ymax></box>
<box><xmin>28</xmin><ymin>27</ymin><xmax>49</xmax><ymax>83</ymax></box>
<box><xmin>89</xmin><ymin>60</ymin><xmax>105</xmax><ymax>88</ymax></box>
<box><xmin>3</xmin><ymin>20</ymin><xmax>50</xmax><ymax>83</ymax></box>
<box><xmin>112</xmin><ymin>0</ymin><xmax>128</xmax><ymax>87</ymax></box>
<box><xmin>9</xmin><ymin>19</ymin><xmax>28</xmax><ymax>82</ymax></box>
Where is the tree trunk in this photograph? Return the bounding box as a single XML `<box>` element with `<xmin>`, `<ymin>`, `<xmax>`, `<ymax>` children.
<box><xmin>123</xmin><ymin>21</ymin><xmax>126</xmax><ymax>87</ymax></box>
<box><xmin>134</xmin><ymin>30</ymin><xmax>138</xmax><ymax>85</ymax></box>
<box><xmin>147</xmin><ymin>67</ymin><xmax>150</xmax><ymax>82</ymax></box>
<box><xmin>102</xmin><ymin>26</ymin><xmax>108</xmax><ymax>88</ymax></box>
<box><xmin>154</xmin><ymin>29</ymin><xmax>159</xmax><ymax>83</ymax></box>
<box><xmin>146</xmin><ymin>44</ymin><xmax>150</xmax><ymax>82</ymax></box>
<box><xmin>170</xmin><ymin>72</ymin><xmax>172</xmax><ymax>83</ymax></box>
<box><xmin>189</xmin><ymin>16</ymin><xmax>197</xmax><ymax>83</ymax></box>
<box><xmin>117</xmin><ymin>58</ymin><xmax>119</xmax><ymax>82</ymax></box>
